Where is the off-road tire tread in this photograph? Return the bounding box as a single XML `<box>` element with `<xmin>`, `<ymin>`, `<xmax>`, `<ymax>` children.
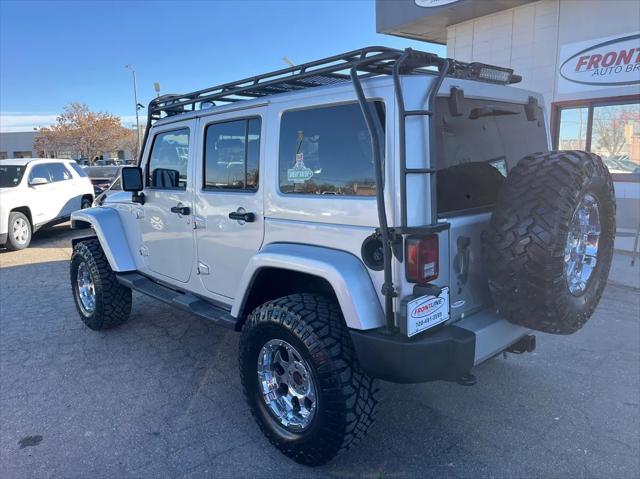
<box><xmin>239</xmin><ymin>293</ymin><xmax>380</xmax><ymax>466</ymax></box>
<box><xmin>486</xmin><ymin>150</ymin><xmax>615</xmax><ymax>334</ymax></box>
<box><xmin>71</xmin><ymin>239</ymin><xmax>132</xmax><ymax>330</ymax></box>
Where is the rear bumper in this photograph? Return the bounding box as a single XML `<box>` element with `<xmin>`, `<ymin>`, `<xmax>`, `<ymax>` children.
<box><xmin>349</xmin><ymin>309</ymin><xmax>530</xmax><ymax>384</ymax></box>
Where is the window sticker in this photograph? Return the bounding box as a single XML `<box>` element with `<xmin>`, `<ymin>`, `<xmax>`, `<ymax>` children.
<box><xmin>287</xmin><ymin>152</ymin><xmax>314</xmax><ymax>183</ymax></box>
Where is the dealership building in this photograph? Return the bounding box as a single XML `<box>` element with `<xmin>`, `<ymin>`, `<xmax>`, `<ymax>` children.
<box><xmin>378</xmin><ymin>0</ymin><xmax>639</xmax><ymax>250</ymax></box>
<box><xmin>0</xmin><ymin>130</ymin><xmax>133</xmax><ymax>163</ymax></box>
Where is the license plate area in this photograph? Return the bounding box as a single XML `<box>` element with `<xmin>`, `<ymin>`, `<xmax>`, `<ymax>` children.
<box><xmin>406</xmin><ymin>287</ymin><xmax>450</xmax><ymax>337</ymax></box>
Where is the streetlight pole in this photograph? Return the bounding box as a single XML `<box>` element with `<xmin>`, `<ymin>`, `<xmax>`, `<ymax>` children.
<box><xmin>124</xmin><ymin>64</ymin><xmax>142</xmax><ymax>158</ymax></box>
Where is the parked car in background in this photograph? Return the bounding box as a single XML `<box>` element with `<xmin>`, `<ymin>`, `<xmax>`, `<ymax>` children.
<box><xmin>90</xmin><ymin>178</ymin><xmax>112</xmax><ymax>196</ymax></box>
<box><xmin>603</xmin><ymin>154</ymin><xmax>640</xmax><ymax>174</ymax></box>
<box><xmin>0</xmin><ymin>158</ymin><xmax>94</xmax><ymax>250</ymax></box>
<box><xmin>83</xmin><ymin>165</ymin><xmax>122</xmax><ymax>198</ymax></box>
<box><xmin>93</xmin><ymin>158</ymin><xmax>123</xmax><ymax>166</ymax></box>
<box><xmin>84</xmin><ymin>165</ymin><xmax>121</xmax><ymax>181</ymax></box>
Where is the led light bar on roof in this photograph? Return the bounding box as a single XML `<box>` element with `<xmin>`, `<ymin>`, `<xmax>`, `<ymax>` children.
<box><xmin>470</xmin><ymin>63</ymin><xmax>515</xmax><ymax>84</ymax></box>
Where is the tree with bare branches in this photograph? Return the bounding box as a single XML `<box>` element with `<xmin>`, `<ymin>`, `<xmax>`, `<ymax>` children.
<box><xmin>592</xmin><ymin>107</ymin><xmax>639</xmax><ymax>159</ymax></box>
<box><xmin>118</xmin><ymin>126</ymin><xmax>145</xmax><ymax>163</ymax></box>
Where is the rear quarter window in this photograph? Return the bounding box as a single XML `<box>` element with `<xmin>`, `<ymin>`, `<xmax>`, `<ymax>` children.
<box><xmin>278</xmin><ymin>101</ymin><xmax>384</xmax><ymax>196</ymax></box>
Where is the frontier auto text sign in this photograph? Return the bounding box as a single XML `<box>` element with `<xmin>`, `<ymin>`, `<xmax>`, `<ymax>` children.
<box><xmin>558</xmin><ymin>32</ymin><xmax>640</xmax><ymax>94</ymax></box>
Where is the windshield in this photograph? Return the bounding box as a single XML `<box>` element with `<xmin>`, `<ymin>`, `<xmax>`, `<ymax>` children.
<box><xmin>0</xmin><ymin>165</ymin><xmax>26</xmax><ymax>188</ymax></box>
<box><xmin>435</xmin><ymin>97</ymin><xmax>547</xmax><ymax>215</ymax></box>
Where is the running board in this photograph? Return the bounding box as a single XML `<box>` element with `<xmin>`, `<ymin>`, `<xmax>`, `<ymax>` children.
<box><xmin>116</xmin><ymin>272</ymin><xmax>237</xmax><ymax>329</ymax></box>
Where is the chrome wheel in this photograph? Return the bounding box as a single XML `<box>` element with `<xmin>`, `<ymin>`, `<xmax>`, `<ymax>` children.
<box><xmin>564</xmin><ymin>193</ymin><xmax>601</xmax><ymax>296</ymax></box>
<box><xmin>257</xmin><ymin>339</ymin><xmax>317</xmax><ymax>431</ymax></box>
<box><xmin>76</xmin><ymin>261</ymin><xmax>96</xmax><ymax>314</ymax></box>
<box><xmin>12</xmin><ymin>217</ymin><xmax>29</xmax><ymax>245</ymax></box>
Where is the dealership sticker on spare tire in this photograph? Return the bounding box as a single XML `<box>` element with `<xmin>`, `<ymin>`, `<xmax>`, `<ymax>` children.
<box><xmin>486</xmin><ymin>150</ymin><xmax>615</xmax><ymax>335</ymax></box>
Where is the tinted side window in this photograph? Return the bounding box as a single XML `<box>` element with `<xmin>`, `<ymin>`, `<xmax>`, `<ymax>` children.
<box><xmin>28</xmin><ymin>164</ymin><xmax>51</xmax><ymax>182</ymax></box>
<box><xmin>49</xmin><ymin>163</ymin><xmax>73</xmax><ymax>182</ymax></box>
<box><xmin>204</xmin><ymin>118</ymin><xmax>261</xmax><ymax>191</ymax></box>
<box><xmin>69</xmin><ymin>162</ymin><xmax>88</xmax><ymax>177</ymax></box>
<box><xmin>147</xmin><ymin>128</ymin><xmax>190</xmax><ymax>189</ymax></box>
<box><xmin>279</xmin><ymin>102</ymin><xmax>384</xmax><ymax>196</ymax></box>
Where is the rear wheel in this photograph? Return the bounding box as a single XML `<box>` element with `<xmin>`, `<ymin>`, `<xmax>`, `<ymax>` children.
<box><xmin>6</xmin><ymin>212</ymin><xmax>31</xmax><ymax>250</ymax></box>
<box><xmin>486</xmin><ymin>150</ymin><xmax>615</xmax><ymax>334</ymax></box>
<box><xmin>70</xmin><ymin>239</ymin><xmax>132</xmax><ymax>330</ymax></box>
<box><xmin>239</xmin><ymin>294</ymin><xmax>379</xmax><ymax>466</ymax></box>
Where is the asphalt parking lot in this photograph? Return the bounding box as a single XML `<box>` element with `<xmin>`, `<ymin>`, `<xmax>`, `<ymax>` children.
<box><xmin>1</xmin><ymin>224</ymin><xmax>639</xmax><ymax>478</ymax></box>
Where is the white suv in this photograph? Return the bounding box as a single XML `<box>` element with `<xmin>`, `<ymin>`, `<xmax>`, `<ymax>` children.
<box><xmin>0</xmin><ymin>158</ymin><xmax>94</xmax><ymax>250</ymax></box>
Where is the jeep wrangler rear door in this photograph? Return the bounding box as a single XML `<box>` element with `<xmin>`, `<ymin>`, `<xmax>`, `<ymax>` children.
<box><xmin>138</xmin><ymin>122</ymin><xmax>195</xmax><ymax>283</ymax></box>
<box><xmin>434</xmin><ymin>96</ymin><xmax>547</xmax><ymax>320</ymax></box>
<box><xmin>194</xmin><ymin>112</ymin><xmax>264</xmax><ymax>299</ymax></box>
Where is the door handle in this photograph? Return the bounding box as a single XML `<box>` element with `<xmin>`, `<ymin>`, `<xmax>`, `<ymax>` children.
<box><xmin>228</xmin><ymin>211</ymin><xmax>255</xmax><ymax>223</ymax></box>
<box><xmin>170</xmin><ymin>204</ymin><xmax>190</xmax><ymax>215</ymax></box>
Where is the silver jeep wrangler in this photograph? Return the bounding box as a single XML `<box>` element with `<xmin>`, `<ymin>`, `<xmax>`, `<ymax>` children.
<box><xmin>69</xmin><ymin>47</ymin><xmax>615</xmax><ymax>466</ymax></box>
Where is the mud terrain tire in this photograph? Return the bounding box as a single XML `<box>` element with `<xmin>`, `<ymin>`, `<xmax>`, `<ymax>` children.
<box><xmin>486</xmin><ymin>150</ymin><xmax>615</xmax><ymax>334</ymax></box>
<box><xmin>239</xmin><ymin>293</ymin><xmax>380</xmax><ymax>466</ymax></box>
<box><xmin>70</xmin><ymin>238</ymin><xmax>132</xmax><ymax>330</ymax></box>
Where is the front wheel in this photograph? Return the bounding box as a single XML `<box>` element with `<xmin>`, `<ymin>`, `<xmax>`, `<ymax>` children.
<box><xmin>239</xmin><ymin>294</ymin><xmax>380</xmax><ymax>466</ymax></box>
<box><xmin>70</xmin><ymin>239</ymin><xmax>132</xmax><ymax>330</ymax></box>
<box><xmin>6</xmin><ymin>211</ymin><xmax>32</xmax><ymax>250</ymax></box>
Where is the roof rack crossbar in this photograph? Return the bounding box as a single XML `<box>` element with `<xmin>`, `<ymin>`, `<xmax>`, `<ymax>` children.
<box><xmin>148</xmin><ymin>47</ymin><xmax>406</xmax><ymax>119</ymax></box>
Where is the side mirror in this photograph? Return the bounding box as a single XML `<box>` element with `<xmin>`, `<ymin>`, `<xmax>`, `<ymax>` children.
<box><xmin>29</xmin><ymin>177</ymin><xmax>49</xmax><ymax>186</ymax></box>
<box><xmin>121</xmin><ymin>166</ymin><xmax>143</xmax><ymax>192</ymax></box>
<box><xmin>121</xmin><ymin>166</ymin><xmax>145</xmax><ymax>204</ymax></box>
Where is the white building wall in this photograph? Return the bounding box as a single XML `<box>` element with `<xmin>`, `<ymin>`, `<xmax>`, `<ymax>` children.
<box><xmin>446</xmin><ymin>0</ymin><xmax>640</xmax><ymax>112</ymax></box>
<box><xmin>554</xmin><ymin>0</ymin><xmax>640</xmax><ymax>102</ymax></box>
<box><xmin>446</xmin><ymin>0</ymin><xmax>559</xmax><ymax>113</ymax></box>
<box><xmin>0</xmin><ymin>131</ymin><xmax>38</xmax><ymax>159</ymax></box>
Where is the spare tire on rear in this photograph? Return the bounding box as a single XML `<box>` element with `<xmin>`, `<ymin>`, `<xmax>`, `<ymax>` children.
<box><xmin>486</xmin><ymin>150</ymin><xmax>615</xmax><ymax>334</ymax></box>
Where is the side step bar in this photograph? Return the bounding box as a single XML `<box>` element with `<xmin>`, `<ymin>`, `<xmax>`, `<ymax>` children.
<box><xmin>116</xmin><ymin>272</ymin><xmax>237</xmax><ymax>329</ymax></box>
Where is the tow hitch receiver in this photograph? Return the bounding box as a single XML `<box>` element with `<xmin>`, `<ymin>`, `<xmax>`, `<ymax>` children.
<box><xmin>506</xmin><ymin>334</ymin><xmax>536</xmax><ymax>354</ymax></box>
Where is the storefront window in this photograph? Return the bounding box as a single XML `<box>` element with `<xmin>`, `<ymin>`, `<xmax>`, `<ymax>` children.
<box><xmin>554</xmin><ymin>99</ymin><xmax>640</xmax><ymax>176</ymax></box>
<box><xmin>591</xmin><ymin>104</ymin><xmax>640</xmax><ymax>175</ymax></box>
<box><xmin>558</xmin><ymin>107</ymin><xmax>588</xmax><ymax>151</ymax></box>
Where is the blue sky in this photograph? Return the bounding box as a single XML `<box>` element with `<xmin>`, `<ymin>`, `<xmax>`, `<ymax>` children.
<box><xmin>0</xmin><ymin>0</ymin><xmax>444</xmax><ymax>131</ymax></box>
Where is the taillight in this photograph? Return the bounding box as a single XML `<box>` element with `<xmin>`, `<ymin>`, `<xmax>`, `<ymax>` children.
<box><xmin>406</xmin><ymin>235</ymin><xmax>439</xmax><ymax>284</ymax></box>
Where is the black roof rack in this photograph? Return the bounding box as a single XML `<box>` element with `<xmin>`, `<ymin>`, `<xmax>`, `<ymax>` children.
<box><xmin>146</xmin><ymin>46</ymin><xmax>520</xmax><ymax>122</ymax></box>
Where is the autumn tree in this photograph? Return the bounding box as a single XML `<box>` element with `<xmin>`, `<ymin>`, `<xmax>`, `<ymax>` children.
<box><xmin>34</xmin><ymin>103</ymin><xmax>129</xmax><ymax>164</ymax></box>
<box><xmin>118</xmin><ymin>125</ymin><xmax>145</xmax><ymax>163</ymax></box>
